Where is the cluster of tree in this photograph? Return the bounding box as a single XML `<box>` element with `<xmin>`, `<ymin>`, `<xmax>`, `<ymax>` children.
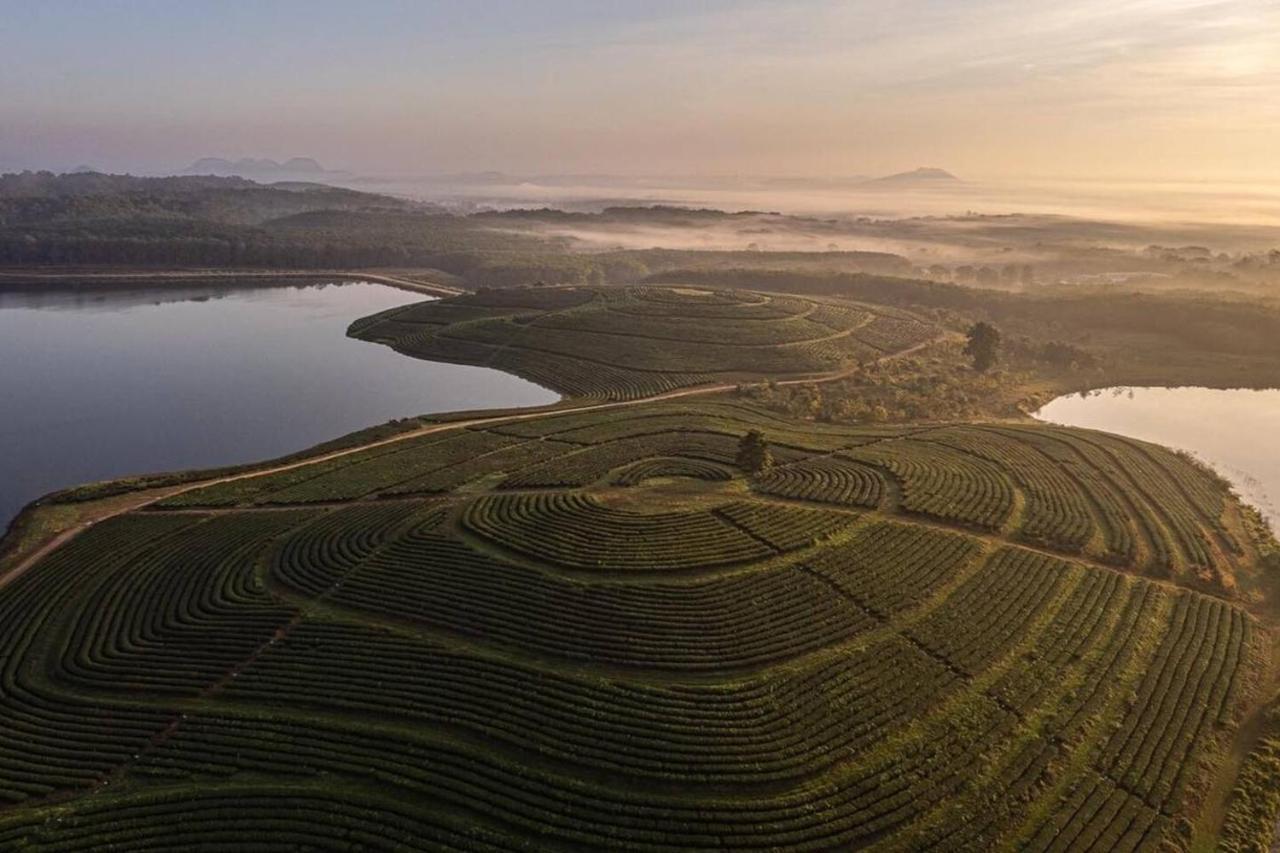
<box><xmin>0</xmin><ymin>170</ymin><xmax>416</xmax><ymax>227</ymax></box>
<box><xmin>1142</xmin><ymin>244</ymin><xmax>1280</xmax><ymax>270</ymax></box>
<box><xmin>475</xmin><ymin>205</ymin><xmax>766</xmax><ymax>225</ymax></box>
<box><xmin>963</xmin><ymin>323</ymin><xmax>1093</xmax><ymax>373</ymax></box>
<box><xmin>0</xmin><ymin>230</ymin><xmax>520</xmax><ymax>272</ymax></box>
<box><xmin>964</xmin><ymin>322</ymin><xmax>1001</xmax><ymax>372</ymax></box>
<box><xmin>959</xmin><ymin>264</ymin><xmax>1034</xmax><ymax>287</ymax></box>
<box><xmin>0</xmin><ymin>174</ymin><xmax>676</xmax><ymax>287</ymax></box>
<box><xmin>1005</xmin><ymin>337</ymin><xmax>1097</xmax><ymax>370</ymax></box>
<box><xmin>735</xmin><ymin>431</ymin><xmax>774</xmax><ymax>474</ymax></box>
<box><xmin>467</xmin><ymin>255</ymin><xmax>650</xmax><ymax>288</ymax></box>
<box><xmin>921</xmin><ymin>263</ymin><xmax>1034</xmax><ymax>287</ymax></box>
<box><xmin>1231</xmin><ymin>249</ymin><xmax>1280</xmax><ymax>269</ymax></box>
<box><xmin>738</xmin><ymin>366</ymin><xmax>1004</xmax><ymax>424</ymax></box>
<box><xmin>0</xmin><ymin>170</ymin><xmax>264</xmax><ymax>198</ymax></box>
<box><xmin>736</xmin><ymin>337</ymin><xmax>1027</xmax><ymax>423</ymax></box>
<box><xmin>736</xmin><ymin>326</ymin><xmax>1113</xmax><ymax>425</ymax></box>
<box><xmin>607</xmin><ymin>247</ymin><xmax>912</xmax><ymax>278</ymax></box>
<box><xmin>0</xmin><ymin>174</ymin><xmax>587</xmax><ymax>280</ymax></box>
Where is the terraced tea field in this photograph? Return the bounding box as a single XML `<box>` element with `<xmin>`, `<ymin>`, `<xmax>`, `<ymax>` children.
<box><xmin>0</xmin><ymin>389</ymin><xmax>1267</xmax><ymax>850</ymax></box>
<box><xmin>349</xmin><ymin>284</ymin><xmax>939</xmax><ymax>398</ymax></box>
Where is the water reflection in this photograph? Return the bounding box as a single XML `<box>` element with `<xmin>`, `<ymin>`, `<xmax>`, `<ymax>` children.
<box><xmin>0</xmin><ymin>280</ymin><xmax>558</xmax><ymax>530</ymax></box>
<box><xmin>0</xmin><ymin>279</ymin><xmax>341</xmax><ymax>313</ymax></box>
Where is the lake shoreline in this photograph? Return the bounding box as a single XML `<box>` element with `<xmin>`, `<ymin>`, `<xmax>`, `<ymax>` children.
<box><xmin>0</xmin><ymin>280</ymin><xmax>556</xmax><ymax>532</ymax></box>
<box><xmin>1034</xmin><ymin>386</ymin><xmax>1280</xmax><ymax>533</ymax></box>
<box><xmin>0</xmin><ymin>266</ymin><xmax>462</xmax><ymax>297</ymax></box>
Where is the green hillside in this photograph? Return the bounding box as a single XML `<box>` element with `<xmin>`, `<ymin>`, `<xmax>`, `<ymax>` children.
<box><xmin>350</xmin><ymin>285</ymin><xmax>939</xmax><ymax>398</ymax></box>
<box><xmin>0</xmin><ymin>285</ymin><xmax>1272</xmax><ymax>850</ymax></box>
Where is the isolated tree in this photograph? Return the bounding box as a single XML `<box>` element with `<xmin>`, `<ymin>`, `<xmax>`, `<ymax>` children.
<box><xmin>965</xmin><ymin>322</ymin><xmax>1002</xmax><ymax>372</ymax></box>
<box><xmin>736</xmin><ymin>430</ymin><xmax>774</xmax><ymax>474</ymax></box>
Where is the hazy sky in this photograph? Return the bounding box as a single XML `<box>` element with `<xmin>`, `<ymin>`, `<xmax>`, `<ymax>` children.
<box><xmin>3</xmin><ymin>0</ymin><xmax>1277</xmax><ymax>180</ymax></box>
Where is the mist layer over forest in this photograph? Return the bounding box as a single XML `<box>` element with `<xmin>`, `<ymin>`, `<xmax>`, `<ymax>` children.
<box><xmin>347</xmin><ymin>172</ymin><xmax>1280</xmax><ymax>228</ymax></box>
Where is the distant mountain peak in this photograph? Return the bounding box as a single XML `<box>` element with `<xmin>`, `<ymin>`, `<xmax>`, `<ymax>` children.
<box><xmin>865</xmin><ymin>167</ymin><xmax>962</xmax><ymax>186</ymax></box>
<box><xmin>280</xmin><ymin>157</ymin><xmax>324</xmax><ymax>173</ymax></box>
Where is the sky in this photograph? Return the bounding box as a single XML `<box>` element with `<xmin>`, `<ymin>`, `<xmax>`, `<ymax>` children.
<box><xmin>2</xmin><ymin>0</ymin><xmax>1278</xmax><ymax>181</ymax></box>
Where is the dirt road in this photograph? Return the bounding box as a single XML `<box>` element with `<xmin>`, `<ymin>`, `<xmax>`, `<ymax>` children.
<box><xmin>0</xmin><ymin>332</ymin><xmax>943</xmax><ymax>590</ymax></box>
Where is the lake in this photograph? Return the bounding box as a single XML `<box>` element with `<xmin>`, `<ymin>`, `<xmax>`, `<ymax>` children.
<box><xmin>1034</xmin><ymin>387</ymin><xmax>1280</xmax><ymax>531</ymax></box>
<box><xmin>0</xmin><ymin>280</ymin><xmax>558</xmax><ymax>531</ymax></box>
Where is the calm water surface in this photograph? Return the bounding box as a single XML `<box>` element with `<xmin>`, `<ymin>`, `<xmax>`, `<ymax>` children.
<box><xmin>0</xmin><ymin>281</ymin><xmax>557</xmax><ymax>530</ymax></box>
<box><xmin>1035</xmin><ymin>387</ymin><xmax>1280</xmax><ymax>530</ymax></box>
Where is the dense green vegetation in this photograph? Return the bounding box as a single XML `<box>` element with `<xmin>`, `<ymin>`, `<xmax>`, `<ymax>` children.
<box><xmin>0</xmin><ymin>390</ymin><xmax>1267</xmax><ymax>849</ymax></box>
<box><xmin>0</xmin><ymin>173</ymin><xmax>911</xmax><ymax>288</ymax></box>
<box><xmin>0</xmin><ymin>171</ymin><xmax>571</xmax><ymax>275</ymax></box>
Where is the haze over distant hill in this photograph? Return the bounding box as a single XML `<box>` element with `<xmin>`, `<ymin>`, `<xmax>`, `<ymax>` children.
<box><xmin>182</xmin><ymin>157</ymin><xmax>335</xmax><ymax>179</ymax></box>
